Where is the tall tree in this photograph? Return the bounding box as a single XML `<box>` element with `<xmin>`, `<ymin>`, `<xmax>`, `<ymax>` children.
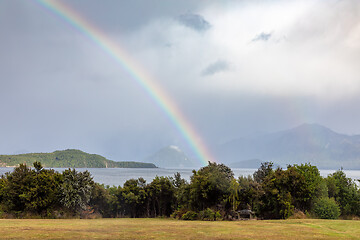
<box><xmin>60</xmin><ymin>169</ymin><xmax>94</xmax><ymax>213</ymax></box>
<box><xmin>147</xmin><ymin>176</ymin><xmax>175</xmax><ymax>217</ymax></box>
<box><xmin>292</xmin><ymin>163</ymin><xmax>327</xmax><ymax>212</ymax></box>
<box><xmin>188</xmin><ymin>162</ymin><xmax>234</xmax><ymax>211</ymax></box>
<box><xmin>0</xmin><ymin>162</ymin><xmax>62</xmax><ymax>215</ymax></box>
<box><xmin>121</xmin><ymin>178</ymin><xmax>147</xmax><ymax>217</ymax></box>
<box><xmin>253</xmin><ymin>162</ymin><xmax>274</xmax><ymax>184</ymax></box>
<box><xmin>326</xmin><ymin>170</ymin><xmax>360</xmax><ymax>216</ymax></box>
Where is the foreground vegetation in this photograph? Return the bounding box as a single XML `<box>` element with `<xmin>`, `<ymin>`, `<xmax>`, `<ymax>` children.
<box><xmin>0</xmin><ymin>161</ymin><xmax>359</xmax><ymax>220</ymax></box>
<box><xmin>0</xmin><ymin>218</ymin><xmax>360</xmax><ymax>239</ymax></box>
<box><xmin>0</xmin><ymin>149</ymin><xmax>156</xmax><ymax>168</ymax></box>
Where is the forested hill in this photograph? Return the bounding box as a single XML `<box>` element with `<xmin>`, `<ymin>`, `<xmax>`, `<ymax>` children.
<box><xmin>0</xmin><ymin>149</ymin><xmax>157</xmax><ymax>168</ymax></box>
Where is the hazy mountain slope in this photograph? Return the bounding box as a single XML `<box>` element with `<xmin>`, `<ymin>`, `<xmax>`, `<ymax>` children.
<box><xmin>144</xmin><ymin>145</ymin><xmax>198</xmax><ymax>168</ymax></box>
<box><xmin>0</xmin><ymin>149</ymin><xmax>156</xmax><ymax>168</ymax></box>
<box><xmin>218</xmin><ymin>124</ymin><xmax>360</xmax><ymax>169</ymax></box>
<box><xmin>227</xmin><ymin>159</ymin><xmax>263</xmax><ymax>169</ymax></box>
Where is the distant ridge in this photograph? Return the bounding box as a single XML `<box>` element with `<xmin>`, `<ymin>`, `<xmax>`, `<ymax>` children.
<box><xmin>144</xmin><ymin>145</ymin><xmax>198</xmax><ymax>168</ymax></box>
<box><xmin>218</xmin><ymin>123</ymin><xmax>360</xmax><ymax>170</ymax></box>
<box><xmin>228</xmin><ymin>159</ymin><xmax>263</xmax><ymax>169</ymax></box>
<box><xmin>0</xmin><ymin>149</ymin><xmax>157</xmax><ymax>168</ymax></box>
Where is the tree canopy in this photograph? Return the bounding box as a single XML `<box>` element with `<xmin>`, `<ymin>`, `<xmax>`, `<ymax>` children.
<box><xmin>0</xmin><ymin>161</ymin><xmax>359</xmax><ymax>220</ymax></box>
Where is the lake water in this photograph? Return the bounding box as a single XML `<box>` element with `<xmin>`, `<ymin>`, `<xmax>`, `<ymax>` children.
<box><xmin>0</xmin><ymin>167</ymin><xmax>359</xmax><ymax>187</ymax></box>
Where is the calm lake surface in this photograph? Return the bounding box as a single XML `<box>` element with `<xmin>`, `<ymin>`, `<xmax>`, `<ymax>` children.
<box><xmin>0</xmin><ymin>167</ymin><xmax>359</xmax><ymax>187</ymax></box>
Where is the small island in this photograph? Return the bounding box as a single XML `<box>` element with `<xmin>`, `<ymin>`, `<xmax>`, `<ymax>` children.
<box><xmin>0</xmin><ymin>149</ymin><xmax>157</xmax><ymax>168</ymax></box>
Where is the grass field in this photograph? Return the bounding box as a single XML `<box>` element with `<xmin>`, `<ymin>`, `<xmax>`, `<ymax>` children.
<box><xmin>0</xmin><ymin>218</ymin><xmax>359</xmax><ymax>239</ymax></box>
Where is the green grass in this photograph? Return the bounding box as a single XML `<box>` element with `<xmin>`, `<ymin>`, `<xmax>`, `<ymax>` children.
<box><xmin>0</xmin><ymin>218</ymin><xmax>359</xmax><ymax>239</ymax></box>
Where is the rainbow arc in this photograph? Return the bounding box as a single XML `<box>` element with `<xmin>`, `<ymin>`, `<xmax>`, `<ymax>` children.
<box><xmin>35</xmin><ymin>0</ymin><xmax>215</xmax><ymax>166</ymax></box>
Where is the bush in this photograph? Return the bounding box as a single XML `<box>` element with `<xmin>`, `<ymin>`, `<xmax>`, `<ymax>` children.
<box><xmin>199</xmin><ymin>208</ymin><xmax>215</xmax><ymax>221</ymax></box>
<box><xmin>181</xmin><ymin>211</ymin><xmax>198</xmax><ymax>220</ymax></box>
<box><xmin>215</xmin><ymin>211</ymin><xmax>222</xmax><ymax>221</ymax></box>
<box><xmin>198</xmin><ymin>208</ymin><xmax>223</xmax><ymax>221</ymax></box>
<box><xmin>313</xmin><ymin>197</ymin><xmax>340</xmax><ymax>219</ymax></box>
<box><xmin>288</xmin><ymin>209</ymin><xmax>307</xmax><ymax>219</ymax></box>
<box><xmin>171</xmin><ymin>208</ymin><xmax>188</xmax><ymax>219</ymax></box>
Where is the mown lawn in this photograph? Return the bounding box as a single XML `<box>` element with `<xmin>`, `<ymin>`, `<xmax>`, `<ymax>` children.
<box><xmin>0</xmin><ymin>218</ymin><xmax>359</xmax><ymax>239</ymax></box>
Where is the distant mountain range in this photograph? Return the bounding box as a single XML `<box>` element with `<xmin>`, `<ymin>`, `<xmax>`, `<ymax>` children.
<box><xmin>3</xmin><ymin>124</ymin><xmax>359</xmax><ymax>170</ymax></box>
<box><xmin>0</xmin><ymin>149</ymin><xmax>156</xmax><ymax>168</ymax></box>
<box><xmin>142</xmin><ymin>124</ymin><xmax>360</xmax><ymax>170</ymax></box>
<box><xmin>217</xmin><ymin>123</ymin><xmax>360</xmax><ymax>170</ymax></box>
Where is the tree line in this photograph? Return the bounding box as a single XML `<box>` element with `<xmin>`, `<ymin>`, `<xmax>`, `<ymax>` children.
<box><xmin>0</xmin><ymin>161</ymin><xmax>359</xmax><ymax>220</ymax></box>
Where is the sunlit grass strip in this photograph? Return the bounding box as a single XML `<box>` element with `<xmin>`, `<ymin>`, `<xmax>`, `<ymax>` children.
<box><xmin>0</xmin><ymin>219</ymin><xmax>359</xmax><ymax>239</ymax></box>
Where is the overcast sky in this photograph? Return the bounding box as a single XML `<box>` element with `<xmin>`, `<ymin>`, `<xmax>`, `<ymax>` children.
<box><xmin>1</xmin><ymin>0</ymin><xmax>360</xmax><ymax>161</ymax></box>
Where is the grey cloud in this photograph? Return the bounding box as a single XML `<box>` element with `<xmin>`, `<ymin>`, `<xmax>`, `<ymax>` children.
<box><xmin>61</xmin><ymin>0</ymin><xmax>210</xmax><ymax>33</ymax></box>
<box><xmin>252</xmin><ymin>32</ymin><xmax>272</xmax><ymax>42</ymax></box>
<box><xmin>1</xmin><ymin>0</ymin><xmax>360</xmax><ymax>163</ymax></box>
<box><xmin>202</xmin><ymin>60</ymin><xmax>229</xmax><ymax>76</ymax></box>
<box><xmin>177</xmin><ymin>13</ymin><xmax>211</xmax><ymax>32</ymax></box>
<box><xmin>1</xmin><ymin>0</ymin><xmax>212</xmax><ymax>35</ymax></box>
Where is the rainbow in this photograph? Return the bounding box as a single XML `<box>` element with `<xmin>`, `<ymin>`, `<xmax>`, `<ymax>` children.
<box><xmin>34</xmin><ymin>0</ymin><xmax>215</xmax><ymax>165</ymax></box>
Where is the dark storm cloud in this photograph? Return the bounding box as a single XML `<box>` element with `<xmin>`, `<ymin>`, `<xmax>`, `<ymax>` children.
<box><xmin>177</xmin><ymin>13</ymin><xmax>211</xmax><ymax>32</ymax></box>
<box><xmin>202</xmin><ymin>60</ymin><xmax>229</xmax><ymax>76</ymax></box>
<box><xmin>252</xmin><ymin>32</ymin><xmax>272</xmax><ymax>42</ymax></box>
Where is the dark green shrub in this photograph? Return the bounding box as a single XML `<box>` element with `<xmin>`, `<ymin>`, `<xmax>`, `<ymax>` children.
<box><xmin>199</xmin><ymin>208</ymin><xmax>216</xmax><ymax>221</ymax></box>
<box><xmin>171</xmin><ymin>208</ymin><xmax>188</xmax><ymax>219</ymax></box>
<box><xmin>215</xmin><ymin>211</ymin><xmax>222</xmax><ymax>220</ymax></box>
<box><xmin>313</xmin><ymin>197</ymin><xmax>340</xmax><ymax>219</ymax></box>
<box><xmin>198</xmin><ymin>208</ymin><xmax>223</xmax><ymax>221</ymax></box>
<box><xmin>181</xmin><ymin>210</ymin><xmax>198</xmax><ymax>220</ymax></box>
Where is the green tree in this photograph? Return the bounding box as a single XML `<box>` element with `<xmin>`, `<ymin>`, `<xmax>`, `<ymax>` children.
<box><xmin>188</xmin><ymin>162</ymin><xmax>234</xmax><ymax>211</ymax></box>
<box><xmin>292</xmin><ymin>163</ymin><xmax>327</xmax><ymax>212</ymax></box>
<box><xmin>0</xmin><ymin>164</ymin><xmax>34</xmax><ymax>213</ymax></box>
<box><xmin>313</xmin><ymin>197</ymin><xmax>340</xmax><ymax>219</ymax></box>
<box><xmin>89</xmin><ymin>183</ymin><xmax>113</xmax><ymax>217</ymax></box>
<box><xmin>147</xmin><ymin>176</ymin><xmax>175</xmax><ymax>217</ymax></box>
<box><xmin>121</xmin><ymin>178</ymin><xmax>147</xmax><ymax>217</ymax></box>
<box><xmin>26</xmin><ymin>165</ymin><xmax>62</xmax><ymax>214</ymax></box>
<box><xmin>107</xmin><ymin>185</ymin><xmax>126</xmax><ymax>217</ymax></box>
<box><xmin>228</xmin><ymin>178</ymin><xmax>241</xmax><ymax>211</ymax></box>
<box><xmin>171</xmin><ymin>172</ymin><xmax>188</xmax><ymax>208</ymax></box>
<box><xmin>237</xmin><ymin>175</ymin><xmax>262</xmax><ymax>211</ymax></box>
<box><xmin>253</xmin><ymin>162</ymin><xmax>274</xmax><ymax>184</ymax></box>
<box><xmin>0</xmin><ymin>163</ymin><xmax>62</xmax><ymax>215</ymax></box>
<box><xmin>258</xmin><ymin>167</ymin><xmax>297</xmax><ymax>219</ymax></box>
<box><xmin>60</xmin><ymin>169</ymin><xmax>94</xmax><ymax>213</ymax></box>
<box><xmin>172</xmin><ymin>172</ymin><xmax>187</xmax><ymax>189</ymax></box>
<box><xmin>325</xmin><ymin>170</ymin><xmax>360</xmax><ymax>216</ymax></box>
